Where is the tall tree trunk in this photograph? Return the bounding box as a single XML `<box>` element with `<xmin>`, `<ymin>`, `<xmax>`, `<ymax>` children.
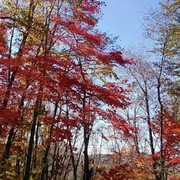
<box><xmin>1</xmin><ymin>128</ymin><xmax>15</xmax><ymax>164</ymax></box>
<box><xmin>131</xmin><ymin>72</ymin><xmax>159</xmax><ymax>179</ymax></box>
<box><xmin>82</xmin><ymin>92</ymin><xmax>93</xmax><ymax>180</ymax></box>
<box><xmin>23</xmin><ymin>102</ymin><xmax>39</xmax><ymax>180</ymax></box>
<box><xmin>144</xmin><ymin>82</ymin><xmax>162</xmax><ymax>180</ymax></box>
<box><xmin>68</xmin><ymin>137</ymin><xmax>77</xmax><ymax>180</ymax></box>
<box><xmin>83</xmin><ymin>129</ymin><xmax>91</xmax><ymax>180</ymax></box>
<box><xmin>157</xmin><ymin>39</ymin><xmax>167</xmax><ymax>180</ymax></box>
<box><xmin>41</xmin><ymin>102</ymin><xmax>58</xmax><ymax>180</ymax></box>
<box><xmin>50</xmin><ymin>142</ymin><xmax>58</xmax><ymax>179</ymax></box>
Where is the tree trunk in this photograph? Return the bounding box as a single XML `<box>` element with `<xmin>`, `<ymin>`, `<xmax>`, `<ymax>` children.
<box><xmin>41</xmin><ymin>102</ymin><xmax>58</xmax><ymax>180</ymax></box>
<box><xmin>23</xmin><ymin>107</ymin><xmax>39</xmax><ymax>180</ymax></box>
<box><xmin>1</xmin><ymin>128</ymin><xmax>15</xmax><ymax>164</ymax></box>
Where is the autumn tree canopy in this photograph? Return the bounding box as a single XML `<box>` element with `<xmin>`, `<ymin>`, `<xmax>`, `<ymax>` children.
<box><xmin>0</xmin><ymin>0</ymin><xmax>134</xmax><ymax>179</ymax></box>
<box><xmin>0</xmin><ymin>0</ymin><xmax>179</xmax><ymax>180</ymax></box>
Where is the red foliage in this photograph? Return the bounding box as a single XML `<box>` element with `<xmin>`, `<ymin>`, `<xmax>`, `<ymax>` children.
<box><xmin>0</xmin><ymin>1</ymin><xmax>135</xmax><ymax>179</ymax></box>
<box><xmin>0</xmin><ymin>25</ymin><xmax>7</xmax><ymax>54</ymax></box>
<box><xmin>109</xmin><ymin>51</ymin><xmax>131</xmax><ymax>65</ymax></box>
<box><xmin>168</xmin><ymin>178</ymin><xmax>180</xmax><ymax>180</ymax></box>
<box><xmin>152</xmin><ymin>110</ymin><xmax>180</xmax><ymax>166</ymax></box>
<box><xmin>96</xmin><ymin>164</ymin><xmax>134</xmax><ymax>180</ymax></box>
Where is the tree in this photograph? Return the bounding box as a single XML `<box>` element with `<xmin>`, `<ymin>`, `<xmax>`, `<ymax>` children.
<box><xmin>0</xmin><ymin>0</ymin><xmax>133</xmax><ymax>179</ymax></box>
<box><xmin>124</xmin><ymin>49</ymin><xmax>179</xmax><ymax>179</ymax></box>
<box><xmin>143</xmin><ymin>1</ymin><xmax>180</xmax><ymax>179</ymax></box>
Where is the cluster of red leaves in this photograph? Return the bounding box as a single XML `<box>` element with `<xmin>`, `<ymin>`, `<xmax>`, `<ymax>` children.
<box><xmin>96</xmin><ymin>164</ymin><xmax>135</xmax><ymax>180</ymax></box>
<box><xmin>151</xmin><ymin>110</ymin><xmax>180</xmax><ymax>166</ymax></box>
<box><xmin>168</xmin><ymin>177</ymin><xmax>180</xmax><ymax>180</ymax></box>
<box><xmin>0</xmin><ymin>109</ymin><xmax>19</xmax><ymax>125</ymax></box>
<box><xmin>0</xmin><ymin>25</ymin><xmax>7</xmax><ymax>53</ymax></box>
<box><xmin>53</xmin><ymin>13</ymin><xmax>133</xmax><ymax>67</ymax></box>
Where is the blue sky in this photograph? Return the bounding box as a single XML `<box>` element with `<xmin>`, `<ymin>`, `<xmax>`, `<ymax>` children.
<box><xmin>98</xmin><ymin>0</ymin><xmax>160</xmax><ymax>49</ymax></box>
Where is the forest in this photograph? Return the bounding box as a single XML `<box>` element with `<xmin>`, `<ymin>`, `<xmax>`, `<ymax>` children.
<box><xmin>0</xmin><ymin>0</ymin><xmax>179</xmax><ymax>179</ymax></box>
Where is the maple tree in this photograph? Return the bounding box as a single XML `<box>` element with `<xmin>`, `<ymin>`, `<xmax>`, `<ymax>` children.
<box><xmin>0</xmin><ymin>0</ymin><xmax>133</xmax><ymax>179</ymax></box>
<box><xmin>152</xmin><ymin>110</ymin><xmax>180</xmax><ymax>170</ymax></box>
